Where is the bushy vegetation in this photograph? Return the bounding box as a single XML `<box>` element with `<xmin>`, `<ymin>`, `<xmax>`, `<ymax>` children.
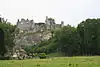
<box><xmin>38</xmin><ymin>53</ymin><xmax>47</xmax><ymax>59</ymax></box>
<box><xmin>0</xmin><ymin>21</ymin><xmax>16</xmax><ymax>56</ymax></box>
<box><xmin>1</xmin><ymin>18</ymin><xmax>100</xmax><ymax>57</ymax></box>
<box><xmin>27</xmin><ymin>18</ymin><xmax>100</xmax><ymax>56</ymax></box>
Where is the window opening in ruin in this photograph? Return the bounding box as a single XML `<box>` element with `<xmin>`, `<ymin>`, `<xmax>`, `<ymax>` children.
<box><xmin>21</xmin><ymin>22</ymin><xmax>23</xmax><ymax>24</ymax></box>
<box><xmin>27</xmin><ymin>22</ymin><xmax>28</xmax><ymax>24</ymax></box>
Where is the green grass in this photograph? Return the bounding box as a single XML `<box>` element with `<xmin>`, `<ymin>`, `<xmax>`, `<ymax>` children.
<box><xmin>48</xmin><ymin>52</ymin><xmax>65</xmax><ymax>57</ymax></box>
<box><xmin>0</xmin><ymin>56</ymin><xmax>100</xmax><ymax>67</ymax></box>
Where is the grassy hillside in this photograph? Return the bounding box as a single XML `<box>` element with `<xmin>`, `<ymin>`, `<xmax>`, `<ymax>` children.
<box><xmin>0</xmin><ymin>56</ymin><xmax>100</xmax><ymax>67</ymax></box>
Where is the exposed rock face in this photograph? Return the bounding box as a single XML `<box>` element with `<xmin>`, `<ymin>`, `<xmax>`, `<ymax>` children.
<box><xmin>13</xmin><ymin>29</ymin><xmax>52</xmax><ymax>60</ymax></box>
<box><xmin>14</xmin><ymin>30</ymin><xmax>52</xmax><ymax>46</ymax></box>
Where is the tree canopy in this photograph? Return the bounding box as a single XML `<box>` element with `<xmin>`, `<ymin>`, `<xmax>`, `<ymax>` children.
<box><xmin>30</xmin><ymin>18</ymin><xmax>100</xmax><ymax>56</ymax></box>
<box><xmin>0</xmin><ymin>21</ymin><xmax>16</xmax><ymax>56</ymax></box>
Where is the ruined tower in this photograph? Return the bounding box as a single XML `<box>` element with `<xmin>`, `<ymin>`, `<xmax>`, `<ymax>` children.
<box><xmin>45</xmin><ymin>16</ymin><xmax>55</xmax><ymax>30</ymax></box>
<box><xmin>17</xmin><ymin>19</ymin><xmax>34</xmax><ymax>32</ymax></box>
<box><xmin>61</xmin><ymin>21</ymin><xmax>64</xmax><ymax>27</ymax></box>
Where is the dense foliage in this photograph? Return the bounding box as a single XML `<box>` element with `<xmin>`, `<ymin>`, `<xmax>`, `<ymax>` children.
<box><xmin>0</xmin><ymin>22</ymin><xmax>15</xmax><ymax>56</ymax></box>
<box><xmin>29</xmin><ymin>18</ymin><xmax>100</xmax><ymax>56</ymax></box>
<box><xmin>1</xmin><ymin>18</ymin><xmax>100</xmax><ymax>57</ymax></box>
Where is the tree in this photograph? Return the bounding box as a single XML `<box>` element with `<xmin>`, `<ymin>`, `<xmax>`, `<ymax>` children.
<box><xmin>77</xmin><ymin>18</ymin><xmax>100</xmax><ymax>55</ymax></box>
<box><xmin>56</xmin><ymin>26</ymin><xmax>80</xmax><ymax>56</ymax></box>
<box><xmin>0</xmin><ymin>21</ymin><xmax>16</xmax><ymax>55</ymax></box>
<box><xmin>0</xmin><ymin>28</ymin><xmax>6</xmax><ymax>56</ymax></box>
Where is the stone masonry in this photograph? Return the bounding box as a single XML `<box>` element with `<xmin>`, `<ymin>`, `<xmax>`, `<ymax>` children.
<box><xmin>16</xmin><ymin>16</ymin><xmax>64</xmax><ymax>33</ymax></box>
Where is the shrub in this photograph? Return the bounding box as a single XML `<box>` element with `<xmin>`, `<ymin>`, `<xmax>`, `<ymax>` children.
<box><xmin>33</xmin><ymin>53</ymin><xmax>38</xmax><ymax>57</ymax></box>
<box><xmin>0</xmin><ymin>56</ymin><xmax>10</xmax><ymax>60</ymax></box>
<box><xmin>38</xmin><ymin>53</ymin><xmax>47</xmax><ymax>59</ymax></box>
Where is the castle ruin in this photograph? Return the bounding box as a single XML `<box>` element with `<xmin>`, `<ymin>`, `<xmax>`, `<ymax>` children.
<box><xmin>14</xmin><ymin>16</ymin><xmax>64</xmax><ymax>59</ymax></box>
<box><xmin>16</xmin><ymin>16</ymin><xmax>64</xmax><ymax>33</ymax></box>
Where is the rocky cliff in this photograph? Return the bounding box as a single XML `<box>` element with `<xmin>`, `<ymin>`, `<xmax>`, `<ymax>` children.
<box><xmin>14</xmin><ymin>30</ymin><xmax>52</xmax><ymax>48</ymax></box>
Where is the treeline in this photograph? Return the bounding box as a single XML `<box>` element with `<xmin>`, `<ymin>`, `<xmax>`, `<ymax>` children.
<box><xmin>1</xmin><ymin>18</ymin><xmax>100</xmax><ymax>57</ymax></box>
<box><xmin>26</xmin><ymin>18</ymin><xmax>100</xmax><ymax>56</ymax></box>
<box><xmin>0</xmin><ymin>22</ymin><xmax>15</xmax><ymax>56</ymax></box>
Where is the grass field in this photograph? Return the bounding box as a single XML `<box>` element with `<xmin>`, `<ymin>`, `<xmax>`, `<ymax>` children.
<box><xmin>0</xmin><ymin>56</ymin><xmax>100</xmax><ymax>67</ymax></box>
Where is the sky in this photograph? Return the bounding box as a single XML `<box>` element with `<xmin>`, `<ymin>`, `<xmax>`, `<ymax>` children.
<box><xmin>0</xmin><ymin>0</ymin><xmax>100</xmax><ymax>26</ymax></box>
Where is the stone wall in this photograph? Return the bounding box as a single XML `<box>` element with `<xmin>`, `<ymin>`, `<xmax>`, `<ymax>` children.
<box><xmin>16</xmin><ymin>16</ymin><xmax>64</xmax><ymax>33</ymax></box>
<box><xmin>17</xmin><ymin>19</ymin><xmax>34</xmax><ymax>31</ymax></box>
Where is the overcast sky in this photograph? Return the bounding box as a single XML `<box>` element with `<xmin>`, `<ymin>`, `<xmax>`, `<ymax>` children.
<box><xmin>0</xmin><ymin>0</ymin><xmax>100</xmax><ymax>26</ymax></box>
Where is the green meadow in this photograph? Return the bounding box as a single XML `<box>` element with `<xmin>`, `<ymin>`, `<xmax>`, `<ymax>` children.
<box><xmin>0</xmin><ymin>56</ymin><xmax>100</xmax><ymax>67</ymax></box>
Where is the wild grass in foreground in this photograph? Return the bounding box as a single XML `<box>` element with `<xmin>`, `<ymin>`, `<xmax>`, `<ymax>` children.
<box><xmin>0</xmin><ymin>56</ymin><xmax>100</xmax><ymax>67</ymax></box>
